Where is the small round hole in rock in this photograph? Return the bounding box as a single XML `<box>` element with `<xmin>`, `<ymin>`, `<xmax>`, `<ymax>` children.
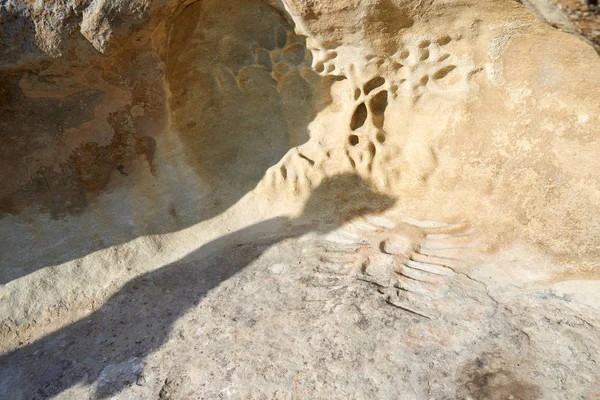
<box><xmin>354</xmin><ymin>88</ymin><xmax>361</xmax><ymax>100</ymax></box>
<box><xmin>437</xmin><ymin>35</ymin><xmax>452</xmax><ymax>45</ymax></box>
<box><xmin>364</xmin><ymin>76</ymin><xmax>386</xmax><ymax>95</ymax></box>
<box><xmin>350</xmin><ymin>103</ymin><xmax>368</xmax><ymax>131</ymax></box>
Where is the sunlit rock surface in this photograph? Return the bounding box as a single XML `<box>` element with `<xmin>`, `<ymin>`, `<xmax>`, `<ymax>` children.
<box><xmin>1</xmin><ymin>0</ymin><xmax>599</xmax><ymax>398</ymax></box>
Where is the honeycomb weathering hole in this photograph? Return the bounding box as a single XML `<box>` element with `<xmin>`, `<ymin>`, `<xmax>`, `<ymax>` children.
<box><xmin>432</xmin><ymin>65</ymin><xmax>457</xmax><ymax>80</ymax></box>
<box><xmin>350</xmin><ymin>103</ymin><xmax>369</xmax><ymax>131</ymax></box>
<box><xmin>364</xmin><ymin>76</ymin><xmax>386</xmax><ymax>95</ymax></box>
<box><xmin>370</xmin><ymin>90</ymin><xmax>389</xmax><ymax>116</ymax></box>
<box><xmin>370</xmin><ymin>90</ymin><xmax>388</xmax><ymax>129</ymax></box>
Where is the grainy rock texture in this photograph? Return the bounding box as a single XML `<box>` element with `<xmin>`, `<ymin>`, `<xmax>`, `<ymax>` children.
<box><xmin>0</xmin><ymin>0</ymin><xmax>599</xmax><ymax>398</ymax></box>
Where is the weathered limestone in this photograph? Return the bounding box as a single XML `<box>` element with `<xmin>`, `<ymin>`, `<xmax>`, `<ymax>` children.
<box><xmin>0</xmin><ymin>0</ymin><xmax>599</xmax><ymax>398</ymax></box>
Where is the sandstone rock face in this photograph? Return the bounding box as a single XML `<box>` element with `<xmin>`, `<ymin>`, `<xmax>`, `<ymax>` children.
<box><xmin>1</xmin><ymin>0</ymin><xmax>599</xmax><ymax>398</ymax></box>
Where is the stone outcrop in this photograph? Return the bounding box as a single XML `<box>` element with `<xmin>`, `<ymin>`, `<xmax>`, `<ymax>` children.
<box><xmin>520</xmin><ymin>0</ymin><xmax>600</xmax><ymax>52</ymax></box>
<box><xmin>0</xmin><ymin>0</ymin><xmax>599</xmax><ymax>398</ymax></box>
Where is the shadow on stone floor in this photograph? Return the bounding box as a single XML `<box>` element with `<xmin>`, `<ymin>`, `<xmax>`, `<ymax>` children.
<box><xmin>0</xmin><ymin>173</ymin><xmax>395</xmax><ymax>399</ymax></box>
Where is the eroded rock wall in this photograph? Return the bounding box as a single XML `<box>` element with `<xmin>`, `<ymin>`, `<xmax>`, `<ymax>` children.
<box><xmin>0</xmin><ymin>0</ymin><xmax>599</xmax><ymax>386</ymax></box>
